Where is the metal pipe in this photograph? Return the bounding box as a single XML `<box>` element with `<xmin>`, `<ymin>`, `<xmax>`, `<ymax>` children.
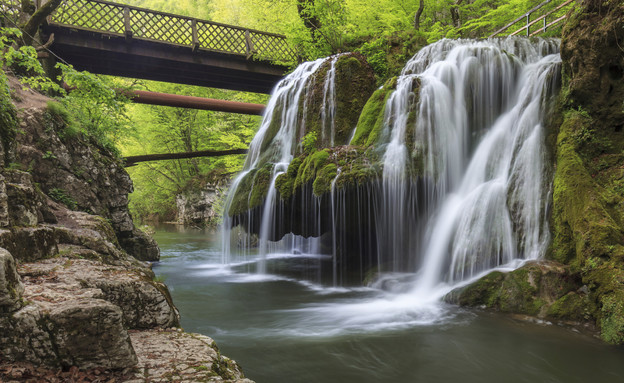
<box><xmin>63</xmin><ymin>83</ymin><xmax>266</xmax><ymax>115</ymax></box>
<box><xmin>122</xmin><ymin>89</ymin><xmax>266</xmax><ymax>115</ymax></box>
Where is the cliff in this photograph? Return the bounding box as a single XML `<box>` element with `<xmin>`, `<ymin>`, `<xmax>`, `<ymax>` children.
<box><xmin>0</xmin><ymin>75</ymin><xmax>253</xmax><ymax>381</ymax></box>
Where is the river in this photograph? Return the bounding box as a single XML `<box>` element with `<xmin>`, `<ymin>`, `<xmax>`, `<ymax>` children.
<box><xmin>152</xmin><ymin>225</ymin><xmax>624</xmax><ymax>383</ymax></box>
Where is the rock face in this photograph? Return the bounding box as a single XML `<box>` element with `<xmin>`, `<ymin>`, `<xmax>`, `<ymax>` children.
<box><xmin>0</xmin><ymin>75</ymin><xmax>253</xmax><ymax>381</ymax></box>
<box><xmin>176</xmin><ymin>183</ymin><xmax>225</xmax><ymax>227</ymax></box>
<box><xmin>13</xmin><ymin>89</ymin><xmax>158</xmax><ymax>261</ymax></box>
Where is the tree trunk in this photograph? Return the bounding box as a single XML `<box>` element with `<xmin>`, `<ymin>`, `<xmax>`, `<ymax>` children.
<box><xmin>451</xmin><ymin>0</ymin><xmax>464</xmax><ymax>29</ymax></box>
<box><xmin>20</xmin><ymin>0</ymin><xmax>63</xmax><ymax>46</ymax></box>
<box><xmin>414</xmin><ymin>0</ymin><xmax>425</xmax><ymax>30</ymax></box>
<box><xmin>297</xmin><ymin>0</ymin><xmax>321</xmax><ymax>39</ymax></box>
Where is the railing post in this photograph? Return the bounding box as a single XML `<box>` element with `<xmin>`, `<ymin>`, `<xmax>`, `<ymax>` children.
<box><xmin>526</xmin><ymin>13</ymin><xmax>530</xmax><ymax>36</ymax></box>
<box><xmin>191</xmin><ymin>20</ymin><xmax>199</xmax><ymax>52</ymax></box>
<box><xmin>124</xmin><ymin>6</ymin><xmax>132</xmax><ymax>41</ymax></box>
<box><xmin>245</xmin><ymin>30</ymin><xmax>254</xmax><ymax>60</ymax></box>
<box><xmin>543</xmin><ymin>15</ymin><xmax>547</xmax><ymax>33</ymax></box>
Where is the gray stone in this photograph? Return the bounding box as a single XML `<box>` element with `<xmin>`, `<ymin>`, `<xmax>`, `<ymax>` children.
<box><xmin>0</xmin><ymin>248</ymin><xmax>23</xmax><ymax>313</ymax></box>
<box><xmin>47</xmin><ymin>299</ymin><xmax>137</xmax><ymax>369</ymax></box>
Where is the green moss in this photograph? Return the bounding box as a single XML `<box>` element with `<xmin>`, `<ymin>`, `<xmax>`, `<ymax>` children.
<box><xmin>547</xmin><ymin>292</ymin><xmax>592</xmax><ymax>321</ymax></box>
<box><xmin>551</xmin><ymin>110</ymin><xmax>623</xmax><ymax>268</ymax></box>
<box><xmin>350</xmin><ymin>80</ymin><xmax>395</xmax><ymax>147</ymax></box>
<box><xmin>454</xmin><ymin>271</ymin><xmax>505</xmax><ymax>307</ymax></box>
<box><xmin>312</xmin><ymin>163</ymin><xmax>338</xmax><ymax>196</ymax></box>
<box><xmin>600</xmin><ymin>293</ymin><xmax>624</xmax><ymax>344</ymax></box>
<box><xmin>45</xmin><ymin>101</ymin><xmax>79</xmax><ymax>139</ymax></box>
<box><xmin>294</xmin><ymin>149</ymin><xmax>331</xmax><ymax>191</ymax></box>
<box><xmin>227</xmin><ymin>169</ymin><xmax>257</xmax><ymax>217</ymax></box>
<box><xmin>248</xmin><ymin>163</ymin><xmax>274</xmax><ymax>210</ymax></box>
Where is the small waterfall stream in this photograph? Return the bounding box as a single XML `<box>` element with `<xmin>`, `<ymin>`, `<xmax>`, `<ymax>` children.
<box><xmin>223</xmin><ymin>37</ymin><xmax>562</xmax><ymax>303</ymax></box>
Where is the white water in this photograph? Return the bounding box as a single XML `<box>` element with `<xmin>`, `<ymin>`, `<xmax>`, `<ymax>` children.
<box><xmin>222</xmin><ymin>38</ymin><xmax>562</xmax><ymax>319</ymax></box>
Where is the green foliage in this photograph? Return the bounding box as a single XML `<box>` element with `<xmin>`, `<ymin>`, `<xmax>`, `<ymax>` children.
<box><xmin>49</xmin><ymin>188</ymin><xmax>78</xmax><ymax>210</ymax></box>
<box><xmin>55</xmin><ymin>64</ymin><xmax>131</xmax><ymax>154</ymax></box>
<box><xmin>121</xmin><ymin>80</ymin><xmax>265</xmax><ymax>223</ymax></box>
<box><xmin>301</xmin><ymin>131</ymin><xmax>318</xmax><ymax>153</ymax></box>
<box><xmin>0</xmin><ymin>28</ymin><xmax>61</xmax><ymax>93</ymax></box>
<box><xmin>0</xmin><ymin>68</ymin><xmax>17</xmax><ymax>165</ymax></box>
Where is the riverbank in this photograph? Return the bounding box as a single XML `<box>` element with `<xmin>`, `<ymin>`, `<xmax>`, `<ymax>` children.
<box><xmin>0</xmin><ymin>76</ymin><xmax>253</xmax><ymax>382</ymax></box>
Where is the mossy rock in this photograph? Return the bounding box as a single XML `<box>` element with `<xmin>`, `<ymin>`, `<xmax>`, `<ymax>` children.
<box><xmin>449</xmin><ymin>261</ymin><xmax>579</xmax><ymax>319</ymax></box>
<box><xmin>350</xmin><ymin>77</ymin><xmax>397</xmax><ymax>147</ymax></box>
<box><xmin>301</xmin><ymin>53</ymin><xmax>376</xmax><ymax>151</ymax></box>
<box><xmin>276</xmin><ymin>146</ymin><xmax>380</xmax><ymax>200</ymax></box>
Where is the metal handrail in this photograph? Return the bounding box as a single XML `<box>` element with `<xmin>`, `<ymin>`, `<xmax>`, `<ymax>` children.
<box><xmin>488</xmin><ymin>0</ymin><xmax>575</xmax><ymax>38</ymax></box>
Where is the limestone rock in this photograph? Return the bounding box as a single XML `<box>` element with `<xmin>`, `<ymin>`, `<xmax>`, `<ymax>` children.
<box><xmin>19</xmin><ymin>257</ymin><xmax>179</xmax><ymax>330</ymax></box>
<box><xmin>128</xmin><ymin>329</ymin><xmax>253</xmax><ymax>383</ymax></box>
<box><xmin>0</xmin><ymin>226</ymin><xmax>58</xmax><ymax>262</ymax></box>
<box><xmin>0</xmin><ymin>248</ymin><xmax>23</xmax><ymax>313</ymax></box>
<box><xmin>0</xmin><ymin>305</ymin><xmax>57</xmax><ymax>366</ymax></box>
<box><xmin>176</xmin><ymin>184</ymin><xmax>223</xmax><ymax>227</ymax></box>
<box><xmin>14</xmin><ymin>105</ymin><xmax>157</xmax><ymax>261</ymax></box>
<box><xmin>47</xmin><ymin>299</ymin><xmax>137</xmax><ymax>370</ymax></box>
<box><xmin>118</xmin><ymin>228</ymin><xmax>160</xmax><ymax>262</ymax></box>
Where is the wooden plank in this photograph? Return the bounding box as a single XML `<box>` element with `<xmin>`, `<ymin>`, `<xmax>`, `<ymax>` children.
<box><xmin>124</xmin><ymin>149</ymin><xmax>249</xmax><ymax>167</ymax></box>
<box><xmin>124</xmin><ymin>6</ymin><xmax>132</xmax><ymax>40</ymax></box>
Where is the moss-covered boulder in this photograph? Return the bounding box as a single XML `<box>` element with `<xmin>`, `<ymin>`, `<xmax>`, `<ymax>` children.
<box><xmin>447</xmin><ymin>261</ymin><xmax>582</xmax><ymax>319</ymax></box>
<box><xmin>227</xmin><ymin>53</ymin><xmax>376</xmax><ymax>217</ymax></box>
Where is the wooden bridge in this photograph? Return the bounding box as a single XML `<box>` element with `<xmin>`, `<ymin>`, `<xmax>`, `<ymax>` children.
<box><xmin>2</xmin><ymin>0</ymin><xmax>297</xmax><ymax>93</ymax></box>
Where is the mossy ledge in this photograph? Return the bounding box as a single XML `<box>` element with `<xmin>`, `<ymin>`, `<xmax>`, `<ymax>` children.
<box><xmin>227</xmin><ymin>53</ymin><xmax>376</xmax><ymax>217</ymax></box>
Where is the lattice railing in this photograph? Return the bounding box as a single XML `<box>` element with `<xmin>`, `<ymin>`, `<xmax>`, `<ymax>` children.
<box><xmin>43</xmin><ymin>0</ymin><xmax>297</xmax><ymax>63</ymax></box>
<box><xmin>0</xmin><ymin>0</ymin><xmax>22</xmax><ymax>24</ymax></box>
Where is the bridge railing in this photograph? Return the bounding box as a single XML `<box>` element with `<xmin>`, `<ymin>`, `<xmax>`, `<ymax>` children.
<box><xmin>1</xmin><ymin>0</ymin><xmax>298</xmax><ymax>64</ymax></box>
<box><xmin>488</xmin><ymin>0</ymin><xmax>575</xmax><ymax>38</ymax></box>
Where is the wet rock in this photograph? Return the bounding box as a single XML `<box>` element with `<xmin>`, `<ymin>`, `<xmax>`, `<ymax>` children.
<box><xmin>446</xmin><ymin>260</ymin><xmax>581</xmax><ymax>319</ymax></box>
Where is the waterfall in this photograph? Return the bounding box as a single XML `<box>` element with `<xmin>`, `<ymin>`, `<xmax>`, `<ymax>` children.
<box><xmin>222</xmin><ymin>57</ymin><xmax>332</xmax><ymax>268</ymax></box>
<box><xmin>223</xmin><ymin>38</ymin><xmax>562</xmax><ymax>295</ymax></box>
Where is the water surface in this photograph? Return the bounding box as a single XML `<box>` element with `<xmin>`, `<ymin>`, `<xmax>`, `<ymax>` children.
<box><xmin>153</xmin><ymin>225</ymin><xmax>624</xmax><ymax>383</ymax></box>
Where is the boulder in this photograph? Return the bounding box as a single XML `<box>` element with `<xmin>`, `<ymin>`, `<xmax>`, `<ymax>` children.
<box><xmin>0</xmin><ymin>248</ymin><xmax>23</xmax><ymax>313</ymax></box>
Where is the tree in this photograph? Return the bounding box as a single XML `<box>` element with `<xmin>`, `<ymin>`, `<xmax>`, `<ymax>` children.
<box><xmin>414</xmin><ymin>0</ymin><xmax>425</xmax><ymax>30</ymax></box>
<box><xmin>19</xmin><ymin>0</ymin><xmax>63</xmax><ymax>46</ymax></box>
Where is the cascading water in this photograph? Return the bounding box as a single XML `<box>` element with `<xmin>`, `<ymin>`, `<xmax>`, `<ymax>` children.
<box><xmin>223</xmin><ymin>38</ymin><xmax>562</xmax><ymax>304</ymax></box>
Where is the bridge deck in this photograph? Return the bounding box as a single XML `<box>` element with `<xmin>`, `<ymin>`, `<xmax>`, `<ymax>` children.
<box><xmin>3</xmin><ymin>0</ymin><xmax>297</xmax><ymax>93</ymax></box>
